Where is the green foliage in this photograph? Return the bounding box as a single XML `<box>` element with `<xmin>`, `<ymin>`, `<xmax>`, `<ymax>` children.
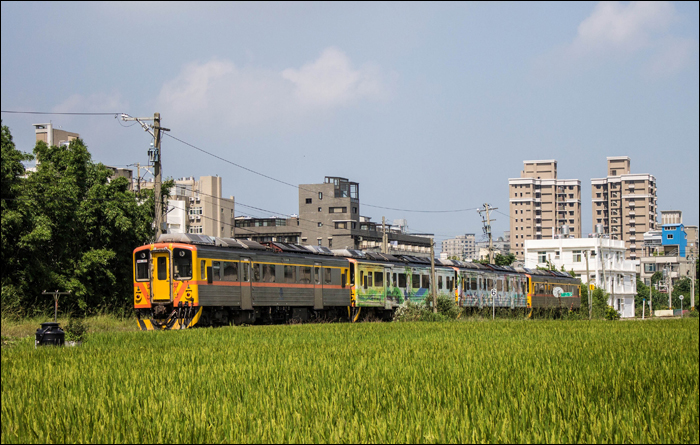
<box><xmin>473</xmin><ymin>253</ymin><xmax>516</xmax><ymax>266</ymax></box>
<box><xmin>64</xmin><ymin>317</ymin><xmax>87</xmax><ymax>343</ymax></box>
<box><xmin>393</xmin><ymin>294</ymin><xmax>459</xmax><ymax>322</ymax></box>
<box><xmin>604</xmin><ymin>305</ymin><xmax>621</xmax><ymax>320</ymax></box>
<box><xmin>1</xmin><ymin>320</ymin><xmax>698</xmax><ymax>443</ymax></box>
<box><xmin>1</xmin><ymin>126</ymin><xmax>158</xmax><ymax>317</ymax></box>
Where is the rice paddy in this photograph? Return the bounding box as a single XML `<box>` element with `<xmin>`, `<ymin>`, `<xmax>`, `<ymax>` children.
<box><xmin>2</xmin><ymin>318</ymin><xmax>698</xmax><ymax>443</ymax></box>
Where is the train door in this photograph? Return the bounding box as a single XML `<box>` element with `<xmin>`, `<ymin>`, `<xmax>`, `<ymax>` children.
<box><xmin>152</xmin><ymin>249</ymin><xmax>172</xmax><ymax>303</ymax></box>
<box><xmin>314</xmin><ymin>263</ymin><xmax>323</xmax><ymax>310</ymax></box>
<box><xmin>384</xmin><ymin>267</ymin><xmax>392</xmax><ymax>309</ymax></box>
<box><xmin>240</xmin><ymin>258</ymin><xmax>252</xmax><ymax>310</ymax></box>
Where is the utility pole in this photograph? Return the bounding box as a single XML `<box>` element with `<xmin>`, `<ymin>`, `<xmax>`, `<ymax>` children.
<box><xmin>666</xmin><ymin>264</ymin><xmax>673</xmax><ymax>309</ymax></box>
<box><xmin>585</xmin><ymin>250</ymin><xmax>591</xmax><ymax>320</ymax></box>
<box><xmin>430</xmin><ymin>240</ymin><xmax>437</xmax><ymax>313</ymax></box>
<box><xmin>478</xmin><ymin>204</ymin><xmax>497</xmax><ymax>264</ymax></box>
<box><xmin>120</xmin><ymin>113</ymin><xmax>169</xmax><ymax>240</ymax></box>
<box><xmin>42</xmin><ymin>290</ymin><xmax>71</xmax><ymax>322</ymax></box>
<box><xmin>690</xmin><ymin>254</ymin><xmax>696</xmax><ymax>311</ymax></box>
<box><xmin>382</xmin><ymin>216</ymin><xmax>388</xmax><ymax>254</ymax></box>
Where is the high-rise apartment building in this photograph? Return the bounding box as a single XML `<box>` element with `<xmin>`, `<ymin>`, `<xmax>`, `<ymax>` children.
<box><xmin>140</xmin><ymin>175</ymin><xmax>235</xmax><ymax>238</ymax></box>
<box><xmin>591</xmin><ymin>157</ymin><xmax>657</xmax><ymax>260</ymax></box>
<box><xmin>509</xmin><ymin>160</ymin><xmax>582</xmax><ymax>260</ymax></box>
<box><xmin>441</xmin><ymin>234</ymin><xmax>476</xmax><ymax>260</ymax></box>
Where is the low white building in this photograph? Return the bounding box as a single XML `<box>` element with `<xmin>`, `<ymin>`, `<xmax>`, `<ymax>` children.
<box><xmin>166</xmin><ymin>199</ymin><xmax>188</xmax><ymax>234</ymax></box>
<box><xmin>524</xmin><ymin>237</ymin><xmax>637</xmax><ymax>318</ymax></box>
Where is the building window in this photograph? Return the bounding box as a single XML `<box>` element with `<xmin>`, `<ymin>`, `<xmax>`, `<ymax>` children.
<box><xmin>538</xmin><ymin>252</ymin><xmax>546</xmax><ymax>264</ymax></box>
<box><xmin>573</xmin><ymin>250</ymin><xmax>582</xmax><ymax>262</ymax></box>
<box><xmin>328</xmin><ymin>238</ymin><xmax>332</xmax><ymax>248</ymax></box>
<box><xmin>335</xmin><ymin>222</ymin><xmax>347</xmax><ymax>229</ymax></box>
<box><xmin>318</xmin><ymin>192</ymin><xmax>323</xmax><ymax>200</ymax></box>
<box><xmin>306</xmin><ymin>198</ymin><xmax>312</xmax><ymax>204</ymax></box>
<box><xmin>318</xmin><ymin>207</ymin><xmax>322</xmax><ymax>212</ymax></box>
<box><xmin>329</xmin><ymin>207</ymin><xmax>347</xmax><ymax>213</ymax></box>
<box><xmin>353</xmin><ymin>207</ymin><xmax>357</xmax><ymax>214</ymax></box>
<box><xmin>317</xmin><ymin>222</ymin><xmax>323</xmax><ymax>227</ymax></box>
<box><xmin>317</xmin><ymin>238</ymin><xmax>322</xmax><ymax>246</ymax></box>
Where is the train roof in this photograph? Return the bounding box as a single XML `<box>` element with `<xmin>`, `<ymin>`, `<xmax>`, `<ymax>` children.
<box><xmin>153</xmin><ymin>235</ymin><xmax>577</xmax><ymax>279</ymax></box>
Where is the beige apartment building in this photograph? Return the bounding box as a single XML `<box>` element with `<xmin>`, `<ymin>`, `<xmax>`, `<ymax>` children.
<box><xmin>140</xmin><ymin>175</ymin><xmax>235</xmax><ymax>238</ymax></box>
<box><xmin>441</xmin><ymin>234</ymin><xmax>477</xmax><ymax>260</ymax></box>
<box><xmin>591</xmin><ymin>157</ymin><xmax>657</xmax><ymax>260</ymax></box>
<box><xmin>34</xmin><ymin>123</ymin><xmax>80</xmax><ymax>147</ymax></box>
<box><xmin>509</xmin><ymin>160</ymin><xmax>582</xmax><ymax>260</ymax></box>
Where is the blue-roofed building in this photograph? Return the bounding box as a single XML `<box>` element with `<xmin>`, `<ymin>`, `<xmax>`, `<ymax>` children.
<box><xmin>661</xmin><ymin>223</ymin><xmax>687</xmax><ymax>257</ymax></box>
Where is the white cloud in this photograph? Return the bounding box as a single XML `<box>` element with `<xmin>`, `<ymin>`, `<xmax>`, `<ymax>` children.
<box><xmin>538</xmin><ymin>1</ymin><xmax>697</xmax><ymax>78</ymax></box>
<box><xmin>570</xmin><ymin>1</ymin><xmax>675</xmax><ymax>56</ymax></box>
<box><xmin>155</xmin><ymin>48</ymin><xmax>391</xmax><ymax>131</ymax></box>
<box><xmin>282</xmin><ymin>47</ymin><xmax>386</xmax><ymax>108</ymax></box>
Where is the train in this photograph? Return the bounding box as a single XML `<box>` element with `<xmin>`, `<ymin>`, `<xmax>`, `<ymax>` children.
<box><xmin>133</xmin><ymin>233</ymin><xmax>581</xmax><ymax>330</ymax></box>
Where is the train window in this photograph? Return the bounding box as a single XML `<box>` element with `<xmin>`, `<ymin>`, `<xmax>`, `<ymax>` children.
<box><xmin>447</xmin><ymin>277</ymin><xmax>454</xmax><ymax>291</ymax></box>
<box><xmin>421</xmin><ymin>275</ymin><xmax>430</xmax><ymax>289</ymax></box>
<box><xmin>212</xmin><ymin>261</ymin><xmax>221</xmax><ymax>281</ymax></box>
<box><xmin>497</xmin><ymin>279</ymin><xmax>502</xmax><ymax>292</ymax></box>
<box><xmin>263</xmin><ymin>264</ymin><xmax>276</xmax><ymax>283</ymax></box>
<box><xmin>135</xmin><ymin>251</ymin><xmax>150</xmax><ymax>281</ymax></box>
<box><xmin>387</xmin><ymin>273</ymin><xmax>391</xmax><ymax>288</ymax></box>
<box><xmin>438</xmin><ymin>276</ymin><xmax>443</xmax><ymax>290</ymax></box>
<box><xmin>412</xmin><ymin>274</ymin><xmax>420</xmax><ymax>289</ymax></box>
<box><xmin>223</xmin><ymin>262</ymin><xmax>238</xmax><ymax>281</ymax></box>
<box><xmin>299</xmin><ymin>266</ymin><xmax>312</xmax><ymax>284</ymax></box>
<box><xmin>315</xmin><ymin>267</ymin><xmax>321</xmax><ymax>285</ymax></box>
<box><xmin>242</xmin><ymin>262</ymin><xmax>250</xmax><ymax>282</ymax></box>
<box><xmin>341</xmin><ymin>270</ymin><xmax>347</xmax><ymax>288</ymax></box>
<box><xmin>367</xmin><ymin>272</ymin><xmax>374</xmax><ymax>287</ymax></box>
<box><xmin>324</xmin><ymin>268</ymin><xmax>332</xmax><ymax>285</ymax></box>
<box><xmin>487</xmin><ymin>278</ymin><xmax>493</xmax><ymax>290</ymax></box>
<box><xmin>374</xmin><ymin>272</ymin><xmax>383</xmax><ymax>287</ymax></box>
<box><xmin>362</xmin><ymin>272</ymin><xmax>367</xmax><ymax>289</ymax></box>
<box><xmin>251</xmin><ymin>263</ymin><xmax>260</xmax><ymax>282</ymax></box>
<box><xmin>157</xmin><ymin>257</ymin><xmax>168</xmax><ymax>281</ymax></box>
<box><xmin>399</xmin><ymin>273</ymin><xmax>407</xmax><ymax>288</ymax></box>
<box><xmin>200</xmin><ymin>260</ymin><xmax>206</xmax><ymax>280</ymax></box>
<box><xmin>392</xmin><ymin>273</ymin><xmax>397</xmax><ymax>287</ymax></box>
<box><xmin>173</xmin><ymin>249</ymin><xmax>192</xmax><ymax>280</ymax></box>
<box><xmin>284</xmin><ymin>265</ymin><xmax>296</xmax><ymax>283</ymax></box>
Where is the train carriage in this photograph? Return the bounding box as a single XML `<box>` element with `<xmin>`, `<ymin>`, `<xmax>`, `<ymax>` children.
<box><xmin>133</xmin><ymin>234</ymin><xmax>581</xmax><ymax>330</ymax></box>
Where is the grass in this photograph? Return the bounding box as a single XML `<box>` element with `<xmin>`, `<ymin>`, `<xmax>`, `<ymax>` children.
<box><xmin>2</xmin><ymin>318</ymin><xmax>698</xmax><ymax>443</ymax></box>
<box><xmin>1</xmin><ymin>314</ymin><xmax>136</xmax><ymax>340</ymax></box>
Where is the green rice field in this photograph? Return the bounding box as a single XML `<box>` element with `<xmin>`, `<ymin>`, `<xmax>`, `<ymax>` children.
<box><xmin>2</xmin><ymin>318</ymin><xmax>698</xmax><ymax>443</ymax></box>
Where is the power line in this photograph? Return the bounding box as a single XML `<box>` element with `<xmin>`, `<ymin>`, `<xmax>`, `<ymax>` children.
<box><xmin>1</xmin><ymin>110</ymin><xmax>121</xmax><ymax>116</ymax></box>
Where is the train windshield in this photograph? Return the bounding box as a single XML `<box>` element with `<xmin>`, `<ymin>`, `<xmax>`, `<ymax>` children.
<box><xmin>135</xmin><ymin>250</ymin><xmax>150</xmax><ymax>281</ymax></box>
<box><xmin>173</xmin><ymin>248</ymin><xmax>192</xmax><ymax>280</ymax></box>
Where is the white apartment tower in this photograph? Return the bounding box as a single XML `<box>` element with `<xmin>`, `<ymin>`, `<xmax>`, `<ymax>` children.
<box><xmin>509</xmin><ymin>160</ymin><xmax>582</xmax><ymax>260</ymax></box>
<box><xmin>591</xmin><ymin>157</ymin><xmax>657</xmax><ymax>260</ymax></box>
<box><xmin>441</xmin><ymin>234</ymin><xmax>477</xmax><ymax>260</ymax></box>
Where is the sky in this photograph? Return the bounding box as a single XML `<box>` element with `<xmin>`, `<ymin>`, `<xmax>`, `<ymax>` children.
<box><xmin>2</xmin><ymin>2</ymin><xmax>698</xmax><ymax>252</ymax></box>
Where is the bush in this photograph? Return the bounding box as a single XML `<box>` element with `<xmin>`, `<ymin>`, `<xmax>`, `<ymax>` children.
<box><xmin>393</xmin><ymin>294</ymin><xmax>459</xmax><ymax>322</ymax></box>
<box><xmin>65</xmin><ymin>317</ymin><xmax>87</xmax><ymax>343</ymax></box>
<box><xmin>604</xmin><ymin>306</ymin><xmax>621</xmax><ymax>321</ymax></box>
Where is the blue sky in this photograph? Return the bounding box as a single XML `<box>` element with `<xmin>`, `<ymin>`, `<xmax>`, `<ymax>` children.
<box><xmin>2</xmin><ymin>2</ymin><xmax>698</xmax><ymax>250</ymax></box>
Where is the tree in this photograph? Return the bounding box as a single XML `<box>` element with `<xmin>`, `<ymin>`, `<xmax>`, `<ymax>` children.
<box><xmin>1</xmin><ymin>127</ymin><xmax>162</xmax><ymax>317</ymax></box>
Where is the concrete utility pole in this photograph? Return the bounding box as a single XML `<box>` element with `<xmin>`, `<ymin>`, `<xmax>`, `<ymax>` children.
<box><xmin>120</xmin><ymin>113</ymin><xmax>169</xmax><ymax>240</ymax></box>
<box><xmin>690</xmin><ymin>254</ymin><xmax>696</xmax><ymax>311</ymax></box>
<box><xmin>585</xmin><ymin>250</ymin><xmax>592</xmax><ymax>320</ymax></box>
<box><xmin>430</xmin><ymin>240</ymin><xmax>437</xmax><ymax>313</ymax></box>
<box><xmin>478</xmin><ymin>204</ymin><xmax>497</xmax><ymax>264</ymax></box>
<box><xmin>382</xmin><ymin>216</ymin><xmax>388</xmax><ymax>254</ymax></box>
<box><xmin>666</xmin><ymin>264</ymin><xmax>673</xmax><ymax>309</ymax></box>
